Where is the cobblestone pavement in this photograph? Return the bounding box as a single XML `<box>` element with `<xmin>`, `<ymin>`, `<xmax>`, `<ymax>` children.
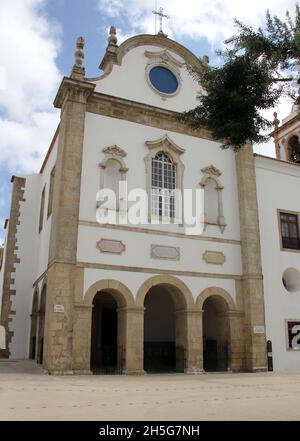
<box><xmin>0</xmin><ymin>360</ymin><xmax>300</xmax><ymax>421</ymax></box>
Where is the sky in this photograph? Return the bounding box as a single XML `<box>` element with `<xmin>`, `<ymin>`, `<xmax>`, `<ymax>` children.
<box><xmin>0</xmin><ymin>0</ymin><xmax>297</xmax><ymax>245</ymax></box>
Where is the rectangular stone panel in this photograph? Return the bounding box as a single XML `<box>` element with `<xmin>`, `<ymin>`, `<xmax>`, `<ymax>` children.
<box><xmin>97</xmin><ymin>239</ymin><xmax>126</xmax><ymax>254</ymax></box>
<box><xmin>151</xmin><ymin>244</ymin><xmax>180</xmax><ymax>261</ymax></box>
<box><xmin>203</xmin><ymin>250</ymin><xmax>226</xmax><ymax>265</ymax></box>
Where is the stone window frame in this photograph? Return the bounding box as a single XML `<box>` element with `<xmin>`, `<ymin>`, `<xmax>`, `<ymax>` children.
<box><xmin>277</xmin><ymin>208</ymin><xmax>300</xmax><ymax>253</ymax></box>
<box><xmin>199</xmin><ymin>165</ymin><xmax>226</xmax><ymax>233</ymax></box>
<box><xmin>144</xmin><ymin>49</ymin><xmax>183</xmax><ymax>100</ymax></box>
<box><xmin>38</xmin><ymin>185</ymin><xmax>46</xmax><ymax>233</ymax></box>
<box><xmin>47</xmin><ymin>165</ymin><xmax>56</xmax><ymax>219</ymax></box>
<box><xmin>145</xmin><ymin>134</ymin><xmax>185</xmax><ymax>224</ymax></box>
<box><xmin>98</xmin><ymin>145</ymin><xmax>129</xmax><ymax>212</ymax></box>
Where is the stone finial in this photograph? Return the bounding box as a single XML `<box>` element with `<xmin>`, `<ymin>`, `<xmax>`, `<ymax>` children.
<box><xmin>157</xmin><ymin>30</ymin><xmax>168</xmax><ymax>38</ymax></box>
<box><xmin>71</xmin><ymin>36</ymin><xmax>85</xmax><ymax>80</ymax></box>
<box><xmin>108</xmin><ymin>26</ymin><xmax>118</xmax><ymax>47</ymax></box>
<box><xmin>272</xmin><ymin>112</ymin><xmax>280</xmax><ymax>129</ymax></box>
<box><xmin>75</xmin><ymin>36</ymin><xmax>85</xmax><ymax>66</ymax></box>
<box><xmin>202</xmin><ymin>55</ymin><xmax>210</xmax><ymax>64</ymax></box>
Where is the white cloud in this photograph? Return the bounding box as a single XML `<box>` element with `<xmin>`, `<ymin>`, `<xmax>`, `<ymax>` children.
<box><xmin>0</xmin><ymin>0</ymin><xmax>61</xmax><ymax>174</ymax></box>
<box><xmin>98</xmin><ymin>0</ymin><xmax>296</xmax><ymax>45</ymax></box>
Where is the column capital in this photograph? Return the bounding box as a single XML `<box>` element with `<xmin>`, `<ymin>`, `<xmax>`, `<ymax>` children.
<box><xmin>117</xmin><ymin>307</ymin><xmax>145</xmax><ymax>314</ymax></box>
<box><xmin>54</xmin><ymin>77</ymin><xmax>96</xmax><ymax>109</ymax></box>
<box><xmin>74</xmin><ymin>303</ymin><xmax>93</xmax><ymax>311</ymax></box>
<box><xmin>175</xmin><ymin>307</ymin><xmax>203</xmax><ymax>316</ymax></box>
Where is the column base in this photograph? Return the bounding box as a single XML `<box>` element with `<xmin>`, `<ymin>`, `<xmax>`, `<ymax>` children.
<box><xmin>73</xmin><ymin>370</ymin><xmax>93</xmax><ymax>375</ymax></box>
<box><xmin>251</xmin><ymin>366</ymin><xmax>268</xmax><ymax>373</ymax></box>
<box><xmin>123</xmin><ymin>369</ymin><xmax>146</xmax><ymax>376</ymax></box>
<box><xmin>185</xmin><ymin>367</ymin><xmax>204</xmax><ymax>375</ymax></box>
<box><xmin>46</xmin><ymin>370</ymin><xmax>75</xmax><ymax>375</ymax></box>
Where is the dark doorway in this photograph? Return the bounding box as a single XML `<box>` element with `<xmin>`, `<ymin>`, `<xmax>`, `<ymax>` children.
<box><xmin>203</xmin><ymin>296</ymin><xmax>229</xmax><ymax>372</ymax></box>
<box><xmin>91</xmin><ymin>292</ymin><xmax>119</xmax><ymax>374</ymax></box>
<box><xmin>144</xmin><ymin>285</ymin><xmax>184</xmax><ymax>373</ymax></box>
<box><xmin>37</xmin><ymin>285</ymin><xmax>46</xmax><ymax>365</ymax></box>
<box><xmin>29</xmin><ymin>291</ymin><xmax>38</xmax><ymax>360</ymax></box>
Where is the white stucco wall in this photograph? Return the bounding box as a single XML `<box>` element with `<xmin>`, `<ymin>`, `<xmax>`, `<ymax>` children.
<box><xmin>78</xmin><ymin>110</ymin><xmax>242</xmax><ymax>312</ymax></box>
<box><xmin>35</xmin><ymin>140</ymin><xmax>58</xmax><ymax>281</ymax></box>
<box><xmin>92</xmin><ymin>45</ymin><xmax>200</xmax><ymax>113</ymax></box>
<box><xmin>79</xmin><ymin>113</ymin><xmax>241</xmax><ymax>241</ymax></box>
<box><xmin>256</xmin><ymin>156</ymin><xmax>300</xmax><ymax>371</ymax></box>
<box><xmin>78</xmin><ymin>224</ymin><xmax>241</xmax><ymax>278</ymax></box>
<box><xmin>9</xmin><ymin>137</ymin><xmax>58</xmax><ymax>359</ymax></box>
<box><xmin>10</xmin><ymin>174</ymin><xmax>40</xmax><ymax>359</ymax></box>
<box><xmin>83</xmin><ymin>268</ymin><xmax>237</xmax><ymax>305</ymax></box>
<box><xmin>78</xmin><ymin>37</ymin><xmax>242</xmax><ymax>337</ymax></box>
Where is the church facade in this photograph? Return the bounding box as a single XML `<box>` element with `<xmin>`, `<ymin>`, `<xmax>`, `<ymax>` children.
<box><xmin>0</xmin><ymin>28</ymin><xmax>299</xmax><ymax>374</ymax></box>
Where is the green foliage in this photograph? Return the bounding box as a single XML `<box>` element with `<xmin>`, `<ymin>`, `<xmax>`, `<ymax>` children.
<box><xmin>180</xmin><ymin>4</ymin><xmax>300</xmax><ymax>150</ymax></box>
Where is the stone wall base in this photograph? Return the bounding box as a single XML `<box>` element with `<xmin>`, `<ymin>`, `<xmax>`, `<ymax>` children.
<box><xmin>251</xmin><ymin>367</ymin><xmax>268</xmax><ymax>373</ymax></box>
<box><xmin>185</xmin><ymin>367</ymin><xmax>204</xmax><ymax>375</ymax></box>
<box><xmin>123</xmin><ymin>369</ymin><xmax>146</xmax><ymax>376</ymax></box>
<box><xmin>73</xmin><ymin>370</ymin><xmax>93</xmax><ymax>375</ymax></box>
<box><xmin>47</xmin><ymin>370</ymin><xmax>75</xmax><ymax>376</ymax></box>
<box><xmin>0</xmin><ymin>349</ymin><xmax>9</xmax><ymax>359</ymax></box>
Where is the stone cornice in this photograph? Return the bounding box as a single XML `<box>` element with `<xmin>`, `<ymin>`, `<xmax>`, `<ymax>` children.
<box><xmin>270</xmin><ymin>112</ymin><xmax>300</xmax><ymax>138</ymax></box>
<box><xmin>78</xmin><ymin>220</ymin><xmax>241</xmax><ymax>245</ymax></box>
<box><xmin>99</xmin><ymin>33</ymin><xmax>201</xmax><ymax>73</ymax></box>
<box><xmin>86</xmin><ymin>92</ymin><xmax>214</xmax><ymax>140</ymax></box>
<box><xmin>53</xmin><ymin>77</ymin><xmax>96</xmax><ymax>109</ymax></box>
<box><xmin>145</xmin><ymin>134</ymin><xmax>185</xmax><ymax>155</ymax></box>
<box><xmin>77</xmin><ymin>261</ymin><xmax>242</xmax><ymax>280</ymax></box>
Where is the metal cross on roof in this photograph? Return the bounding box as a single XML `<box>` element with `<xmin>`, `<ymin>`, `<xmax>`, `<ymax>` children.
<box><xmin>152</xmin><ymin>6</ymin><xmax>170</xmax><ymax>34</ymax></box>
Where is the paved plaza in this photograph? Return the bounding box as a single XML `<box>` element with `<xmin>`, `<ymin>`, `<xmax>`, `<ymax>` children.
<box><xmin>0</xmin><ymin>360</ymin><xmax>299</xmax><ymax>421</ymax></box>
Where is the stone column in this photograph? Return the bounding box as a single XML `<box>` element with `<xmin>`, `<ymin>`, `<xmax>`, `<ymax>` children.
<box><xmin>118</xmin><ymin>307</ymin><xmax>145</xmax><ymax>375</ymax></box>
<box><xmin>72</xmin><ymin>304</ymin><xmax>93</xmax><ymax>374</ymax></box>
<box><xmin>227</xmin><ymin>310</ymin><xmax>245</xmax><ymax>372</ymax></box>
<box><xmin>176</xmin><ymin>308</ymin><xmax>203</xmax><ymax>374</ymax></box>
<box><xmin>235</xmin><ymin>143</ymin><xmax>267</xmax><ymax>372</ymax></box>
<box><xmin>43</xmin><ymin>77</ymin><xmax>95</xmax><ymax>374</ymax></box>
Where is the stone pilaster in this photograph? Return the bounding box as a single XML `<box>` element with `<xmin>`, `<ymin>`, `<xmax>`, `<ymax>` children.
<box><xmin>43</xmin><ymin>78</ymin><xmax>95</xmax><ymax>373</ymax></box>
<box><xmin>185</xmin><ymin>309</ymin><xmax>203</xmax><ymax>374</ymax></box>
<box><xmin>175</xmin><ymin>308</ymin><xmax>203</xmax><ymax>374</ymax></box>
<box><xmin>227</xmin><ymin>310</ymin><xmax>245</xmax><ymax>372</ymax></box>
<box><xmin>0</xmin><ymin>176</ymin><xmax>26</xmax><ymax>358</ymax></box>
<box><xmin>235</xmin><ymin>143</ymin><xmax>267</xmax><ymax>372</ymax></box>
<box><xmin>72</xmin><ymin>303</ymin><xmax>93</xmax><ymax>374</ymax></box>
<box><xmin>118</xmin><ymin>307</ymin><xmax>145</xmax><ymax>375</ymax></box>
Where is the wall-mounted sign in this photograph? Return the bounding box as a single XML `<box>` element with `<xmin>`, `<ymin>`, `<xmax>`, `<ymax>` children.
<box><xmin>253</xmin><ymin>325</ymin><xmax>265</xmax><ymax>334</ymax></box>
<box><xmin>286</xmin><ymin>320</ymin><xmax>300</xmax><ymax>350</ymax></box>
<box><xmin>54</xmin><ymin>304</ymin><xmax>65</xmax><ymax>314</ymax></box>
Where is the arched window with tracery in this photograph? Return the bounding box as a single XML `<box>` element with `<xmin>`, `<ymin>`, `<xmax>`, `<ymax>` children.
<box><xmin>152</xmin><ymin>151</ymin><xmax>176</xmax><ymax>218</ymax></box>
<box><xmin>145</xmin><ymin>135</ymin><xmax>185</xmax><ymax>222</ymax></box>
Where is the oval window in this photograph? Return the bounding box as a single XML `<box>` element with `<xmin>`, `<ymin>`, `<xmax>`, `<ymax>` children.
<box><xmin>149</xmin><ymin>66</ymin><xmax>178</xmax><ymax>94</ymax></box>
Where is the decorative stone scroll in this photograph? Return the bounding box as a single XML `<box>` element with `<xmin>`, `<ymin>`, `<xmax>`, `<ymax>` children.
<box><xmin>97</xmin><ymin>239</ymin><xmax>126</xmax><ymax>255</ymax></box>
<box><xmin>151</xmin><ymin>244</ymin><xmax>180</xmax><ymax>261</ymax></box>
<box><xmin>202</xmin><ymin>251</ymin><xmax>226</xmax><ymax>265</ymax></box>
<box><xmin>102</xmin><ymin>145</ymin><xmax>127</xmax><ymax>158</ymax></box>
<box><xmin>144</xmin><ymin>49</ymin><xmax>184</xmax><ymax>69</ymax></box>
